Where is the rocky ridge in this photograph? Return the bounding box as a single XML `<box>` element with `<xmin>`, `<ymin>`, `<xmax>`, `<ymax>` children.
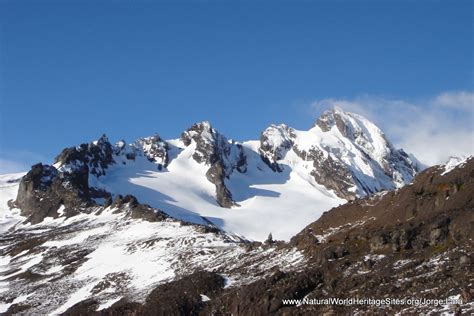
<box><xmin>15</xmin><ymin>108</ymin><xmax>421</xmax><ymax>228</ymax></box>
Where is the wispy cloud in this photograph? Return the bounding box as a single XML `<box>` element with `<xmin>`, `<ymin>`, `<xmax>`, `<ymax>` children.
<box><xmin>311</xmin><ymin>91</ymin><xmax>474</xmax><ymax>166</ymax></box>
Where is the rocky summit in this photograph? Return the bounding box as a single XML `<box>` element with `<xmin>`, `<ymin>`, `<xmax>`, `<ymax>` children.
<box><xmin>0</xmin><ymin>109</ymin><xmax>471</xmax><ymax>315</ymax></box>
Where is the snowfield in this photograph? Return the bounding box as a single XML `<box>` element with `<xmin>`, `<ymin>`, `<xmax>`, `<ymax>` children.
<box><xmin>89</xmin><ymin>138</ymin><xmax>345</xmax><ymax>242</ymax></box>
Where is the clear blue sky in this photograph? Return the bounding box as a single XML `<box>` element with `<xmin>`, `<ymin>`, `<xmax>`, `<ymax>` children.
<box><xmin>0</xmin><ymin>0</ymin><xmax>472</xmax><ymax>171</ymax></box>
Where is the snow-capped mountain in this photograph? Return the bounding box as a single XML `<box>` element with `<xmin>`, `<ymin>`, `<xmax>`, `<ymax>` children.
<box><xmin>260</xmin><ymin>107</ymin><xmax>421</xmax><ymax>199</ymax></box>
<box><xmin>10</xmin><ymin>108</ymin><xmax>421</xmax><ymax>241</ymax></box>
<box><xmin>0</xmin><ymin>108</ymin><xmax>470</xmax><ymax>315</ymax></box>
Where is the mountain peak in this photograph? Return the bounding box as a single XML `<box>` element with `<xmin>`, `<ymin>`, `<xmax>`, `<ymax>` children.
<box><xmin>93</xmin><ymin>133</ymin><xmax>110</xmax><ymax>146</ymax></box>
<box><xmin>314</xmin><ymin>107</ymin><xmax>377</xmax><ymax>139</ymax></box>
<box><xmin>256</xmin><ymin>108</ymin><xmax>420</xmax><ymax>199</ymax></box>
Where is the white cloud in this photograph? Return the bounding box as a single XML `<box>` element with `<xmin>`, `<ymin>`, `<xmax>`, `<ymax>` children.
<box><xmin>311</xmin><ymin>91</ymin><xmax>474</xmax><ymax>166</ymax></box>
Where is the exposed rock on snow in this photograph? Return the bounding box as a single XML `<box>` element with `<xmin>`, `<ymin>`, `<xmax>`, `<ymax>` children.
<box><xmin>181</xmin><ymin>121</ymin><xmax>247</xmax><ymax>207</ymax></box>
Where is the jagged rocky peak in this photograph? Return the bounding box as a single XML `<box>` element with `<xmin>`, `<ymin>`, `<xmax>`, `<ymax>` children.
<box><xmin>136</xmin><ymin>134</ymin><xmax>169</xmax><ymax>169</ymax></box>
<box><xmin>55</xmin><ymin>133</ymin><xmax>114</xmax><ymax>177</ymax></box>
<box><xmin>15</xmin><ymin>134</ymin><xmax>123</xmax><ymax>224</ymax></box>
<box><xmin>180</xmin><ymin>121</ymin><xmax>247</xmax><ymax>174</ymax></box>
<box><xmin>316</xmin><ymin>106</ymin><xmax>350</xmax><ymax>134</ymax></box>
<box><xmin>180</xmin><ymin>121</ymin><xmax>247</xmax><ymax>208</ymax></box>
<box><xmin>258</xmin><ymin>124</ymin><xmax>295</xmax><ymax>172</ymax></box>
<box><xmin>180</xmin><ymin>121</ymin><xmax>230</xmax><ymax>166</ymax></box>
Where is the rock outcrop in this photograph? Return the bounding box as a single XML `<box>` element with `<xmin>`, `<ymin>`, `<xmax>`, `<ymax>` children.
<box><xmin>15</xmin><ymin>163</ymin><xmax>91</xmax><ymax>224</ymax></box>
<box><xmin>181</xmin><ymin>121</ymin><xmax>247</xmax><ymax>207</ymax></box>
<box><xmin>136</xmin><ymin>135</ymin><xmax>169</xmax><ymax>170</ymax></box>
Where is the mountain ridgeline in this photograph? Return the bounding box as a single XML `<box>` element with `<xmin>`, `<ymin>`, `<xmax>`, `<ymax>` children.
<box><xmin>15</xmin><ymin>108</ymin><xmax>421</xmax><ymax>226</ymax></box>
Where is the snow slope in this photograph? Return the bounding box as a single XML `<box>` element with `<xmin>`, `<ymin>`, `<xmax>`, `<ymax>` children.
<box><xmin>92</xmin><ymin>139</ymin><xmax>345</xmax><ymax>241</ymax></box>
<box><xmin>0</xmin><ymin>173</ymin><xmax>24</xmax><ymax>233</ymax></box>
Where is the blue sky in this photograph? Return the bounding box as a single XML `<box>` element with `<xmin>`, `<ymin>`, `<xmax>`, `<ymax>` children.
<box><xmin>0</xmin><ymin>0</ymin><xmax>473</xmax><ymax>172</ymax></box>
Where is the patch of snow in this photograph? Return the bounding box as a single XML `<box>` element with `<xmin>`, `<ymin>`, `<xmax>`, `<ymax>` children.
<box><xmin>200</xmin><ymin>294</ymin><xmax>211</xmax><ymax>302</ymax></box>
<box><xmin>53</xmin><ymin>282</ymin><xmax>98</xmax><ymax>314</ymax></box>
<box><xmin>0</xmin><ymin>293</ymin><xmax>31</xmax><ymax>313</ymax></box>
<box><xmin>96</xmin><ymin>297</ymin><xmax>122</xmax><ymax>311</ymax></box>
<box><xmin>393</xmin><ymin>259</ymin><xmax>412</xmax><ymax>269</ymax></box>
<box><xmin>364</xmin><ymin>254</ymin><xmax>385</xmax><ymax>261</ymax></box>
<box><xmin>441</xmin><ymin>156</ymin><xmax>470</xmax><ymax>175</ymax></box>
<box><xmin>57</xmin><ymin>205</ymin><xmax>66</xmax><ymax>216</ymax></box>
<box><xmin>223</xmin><ymin>276</ymin><xmax>235</xmax><ymax>288</ymax></box>
<box><xmin>0</xmin><ymin>253</ymin><xmax>43</xmax><ymax>281</ymax></box>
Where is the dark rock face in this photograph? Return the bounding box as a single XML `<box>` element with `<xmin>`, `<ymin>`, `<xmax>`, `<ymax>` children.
<box><xmin>111</xmin><ymin>194</ymin><xmax>169</xmax><ymax>222</ymax></box>
<box><xmin>55</xmin><ymin>134</ymin><xmax>114</xmax><ymax>178</ymax></box>
<box><xmin>203</xmin><ymin>270</ymin><xmax>323</xmax><ymax>315</ymax></box>
<box><xmin>293</xmin><ymin>159</ymin><xmax>474</xmax><ymax>254</ymax></box>
<box><xmin>64</xmin><ymin>271</ymin><xmax>225</xmax><ymax>316</ymax></box>
<box><xmin>15</xmin><ymin>135</ymin><xmax>119</xmax><ymax>224</ymax></box>
<box><xmin>295</xmin><ymin>146</ymin><xmax>356</xmax><ymax>200</ymax></box>
<box><xmin>205</xmin><ymin>162</ymin><xmax>236</xmax><ymax>208</ymax></box>
<box><xmin>181</xmin><ymin>122</ymin><xmax>246</xmax><ymax>207</ymax></box>
<box><xmin>15</xmin><ymin>163</ymin><xmax>91</xmax><ymax>224</ymax></box>
<box><xmin>140</xmin><ymin>271</ymin><xmax>224</xmax><ymax>316</ymax></box>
